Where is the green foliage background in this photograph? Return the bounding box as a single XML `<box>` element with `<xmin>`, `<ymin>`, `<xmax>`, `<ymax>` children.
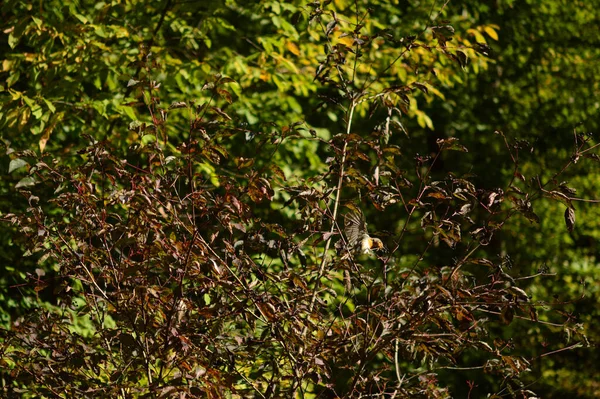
<box><xmin>1</xmin><ymin>0</ymin><xmax>599</xmax><ymax>397</ymax></box>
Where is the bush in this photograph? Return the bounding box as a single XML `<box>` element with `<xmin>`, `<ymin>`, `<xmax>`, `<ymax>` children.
<box><xmin>1</xmin><ymin>1</ymin><xmax>596</xmax><ymax>397</ymax></box>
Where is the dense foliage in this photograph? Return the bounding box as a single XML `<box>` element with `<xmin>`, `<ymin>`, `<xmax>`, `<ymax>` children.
<box><xmin>1</xmin><ymin>0</ymin><xmax>598</xmax><ymax>397</ymax></box>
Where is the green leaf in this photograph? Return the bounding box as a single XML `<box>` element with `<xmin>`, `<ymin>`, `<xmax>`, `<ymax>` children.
<box><xmin>73</xmin><ymin>13</ymin><xmax>89</xmax><ymax>24</ymax></box>
<box><xmin>128</xmin><ymin>120</ymin><xmax>142</xmax><ymax>131</ymax></box>
<box><xmin>43</xmin><ymin>98</ymin><xmax>56</xmax><ymax>113</ymax></box>
<box><xmin>32</xmin><ymin>16</ymin><xmax>43</xmax><ymax>29</ymax></box>
<box><xmin>8</xmin><ymin>33</ymin><xmax>19</xmax><ymax>49</ymax></box>
<box><xmin>121</xmin><ymin>105</ymin><xmax>137</xmax><ymax>121</ymax></box>
<box><xmin>141</xmin><ymin>134</ymin><xmax>156</xmax><ymax>145</ymax></box>
<box><xmin>22</xmin><ymin>96</ymin><xmax>35</xmax><ymax>108</ymax></box>
<box><xmin>6</xmin><ymin>71</ymin><xmax>20</xmax><ymax>88</ymax></box>
<box><xmin>9</xmin><ymin>159</ymin><xmax>29</xmax><ymax>173</ymax></box>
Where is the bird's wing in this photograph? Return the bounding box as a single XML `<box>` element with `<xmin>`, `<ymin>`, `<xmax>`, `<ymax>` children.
<box><xmin>344</xmin><ymin>209</ymin><xmax>367</xmax><ymax>248</ymax></box>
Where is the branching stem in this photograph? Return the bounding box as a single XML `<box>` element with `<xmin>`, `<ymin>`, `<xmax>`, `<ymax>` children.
<box><xmin>309</xmin><ymin>101</ymin><xmax>356</xmax><ymax>312</ymax></box>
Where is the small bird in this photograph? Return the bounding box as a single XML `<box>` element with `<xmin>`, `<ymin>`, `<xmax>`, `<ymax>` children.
<box><xmin>344</xmin><ymin>209</ymin><xmax>384</xmax><ymax>254</ymax></box>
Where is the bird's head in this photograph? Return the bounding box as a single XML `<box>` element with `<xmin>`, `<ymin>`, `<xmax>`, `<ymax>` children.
<box><xmin>369</xmin><ymin>237</ymin><xmax>385</xmax><ymax>252</ymax></box>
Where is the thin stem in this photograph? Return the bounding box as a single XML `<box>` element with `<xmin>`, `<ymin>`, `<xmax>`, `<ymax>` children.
<box><xmin>102</xmin><ymin>0</ymin><xmax>173</xmax><ymax>141</ymax></box>
<box><xmin>309</xmin><ymin>101</ymin><xmax>356</xmax><ymax>312</ymax></box>
<box><xmin>393</xmin><ymin>338</ymin><xmax>405</xmax><ymax>392</ymax></box>
<box><xmin>532</xmin><ymin>342</ymin><xmax>584</xmax><ymax>361</ymax></box>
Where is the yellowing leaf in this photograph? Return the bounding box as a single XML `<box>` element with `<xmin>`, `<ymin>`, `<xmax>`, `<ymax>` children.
<box><xmin>484</xmin><ymin>26</ymin><xmax>499</xmax><ymax>41</ymax></box>
<box><xmin>19</xmin><ymin>108</ymin><xmax>31</xmax><ymax>131</ymax></box>
<box><xmin>338</xmin><ymin>36</ymin><xmax>354</xmax><ymax>47</ymax></box>
<box><xmin>260</xmin><ymin>70</ymin><xmax>270</xmax><ymax>82</ymax></box>
<box><xmin>467</xmin><ymin>28</ymin><xmax>486</xmax><ymax>44</ymax></box>
<box><xmin>334</xmin><ymin>31</ymin><xmax>354</xmax><ymax>47</ymax></box>
<box><xmin>39</xmin><ymin>129</ymin><xmax>51</xmax><ymax>153</ymax></box>
<box><xmin>286</xmin><ymin>41</ymin><xmax>300</xmax><ymax>56</ymax></box>
<box><xmin>3</xmin><ymin>59</ymin><xmax>15</xmax><ymax>72</ymax></box>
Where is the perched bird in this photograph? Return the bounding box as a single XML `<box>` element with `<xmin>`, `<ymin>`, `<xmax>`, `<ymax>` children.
<box><xmin>344</xmin><ymin>209</ymin><xmax>384</xmax><ymax>254</ymax></box>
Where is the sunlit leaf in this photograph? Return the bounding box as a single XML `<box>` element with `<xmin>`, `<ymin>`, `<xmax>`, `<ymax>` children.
<box><xmin>8</xmin><ymin>158</ymin><xmax>29</xmax><ymax>173</ymax></box>
<box><xmin>15</xmin><ymin>176</ymin><xmax>36</xmax><ymax>189</ymax></box>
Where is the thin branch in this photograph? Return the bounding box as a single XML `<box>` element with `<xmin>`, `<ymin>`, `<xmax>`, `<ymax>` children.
<box><xmin>101</xmin><ymin>0</ymin><xmax>173</xmax><ymax>141</ymax></box>
<box><xmin>532</xmin><ymin>342</ymin><xmax>584</xmax><ymax>361</ymax></box>
<box><xmin>475</xmin><ymin>308</ymin><xmax>565</xmax><ymax>327</ymax></box>
<box><xmin>309</xmin><ymin>101</ymin><xmax>357</xmax><ymax>312</ymax></box>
